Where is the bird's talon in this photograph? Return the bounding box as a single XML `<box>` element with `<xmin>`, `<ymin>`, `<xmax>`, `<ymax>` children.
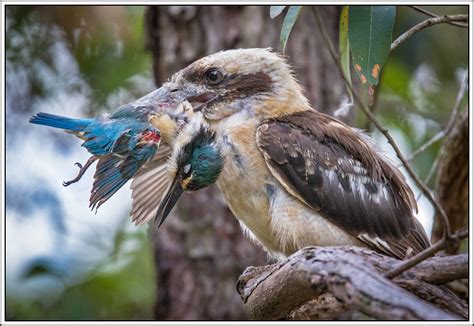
<box><xmin>62</xmin><ymin>179</ymin><xmax>75</xmax><ymax>187</ymax></box>
<box><xmin>62</xmin><ymin>156</ymin><xmax>98</xmax><ymax>187</ymax></box>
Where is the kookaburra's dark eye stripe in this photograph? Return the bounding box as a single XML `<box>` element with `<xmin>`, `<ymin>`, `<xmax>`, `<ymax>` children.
<box><xmin>182</xmin><ymin>65</ymin><xmax>273</xmax><ymax>98</ymax></box>
<box><xmin>225</xmin><ymin>72</ymin><xmax>273</xmax><ymax>98</ymax></box>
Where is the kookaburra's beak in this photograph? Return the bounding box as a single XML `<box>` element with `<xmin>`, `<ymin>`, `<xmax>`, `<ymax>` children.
<box><xmin>128</xmin><ymin>83</ymin><xmax>217</xmax><ymax>114</ymax></box>
<box><xmin>127</xmin><ymin>84</ymin><xmax>185</xmax><ymax>111</ymax></box>
<box><xmin>154</xmin><ymin>174</ymin><xmax>184</xmax><ymax>228</ymax></box>
<box><xmin>186</xmin><ymin>92</ymin><xmax>218</xmax><ymax>112</ymax></box>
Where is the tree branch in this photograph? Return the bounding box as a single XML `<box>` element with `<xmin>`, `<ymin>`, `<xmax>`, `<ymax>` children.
<box><xmin>403</xmin><ymin>254</ymin><xmax>468</xmax><ymax>284</ymax></box>
<box><xmin>409</xmin><ymin>6</ymin><xmax>468</xmax><ymax>28</ymax></box>
<box><xmin>393</xmin><ymin>278</ymin><xmax>467</xmax><ymax>319</ymax></box>
<box><xmin>238</xmin><ymin>247</ymin><xmax>465</xmax><ymax>320</ymax></box>
<box><xmin>287</xmin><ymin>295</ymin><xmax>354</xmax><ymax>320</ymax></box>
<box><xmin>446</xmin><ymin>279</ymin><xmax>469</xmax><ymax>301</ymax></box>
<box><xmin>391</xmin><ymin>14</ymin><xmax>468</xmax><ymax>51</ymax></box>
<box><xmin>385</xmin><ymin>228</ymin><xmax>468</xmax><ymax>279</ymax></box>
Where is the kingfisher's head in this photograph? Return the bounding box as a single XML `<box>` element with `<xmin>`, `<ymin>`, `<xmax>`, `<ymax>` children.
<box><xmin>170</xmin><ymin>113</ymin><xmax>223</xmax><ymax>191</ymax></box>
<box><xmin>155</xmin><ymin>113</ymin><xmax>223</xmax><ymax>227</ymax></box>
<box><xmin>133</xmin><ymin>49</ymin><xmax>309</xmax><ymax>123</ymax></box>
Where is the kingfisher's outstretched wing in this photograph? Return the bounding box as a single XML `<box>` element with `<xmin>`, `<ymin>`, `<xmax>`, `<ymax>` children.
<box><xmin>129</xmin><ymin>144</ymin><xmax>172</xmax><ymax>225</ymax></box>
<box><xmin>90</xmin><ymin>140</ymin><xmax>159</xmax><ymax>212</ymax></box>
<box><xmin>256</xmin><ymin>110</ymin><xmax>430</xmax><ymax>259</ymax></box>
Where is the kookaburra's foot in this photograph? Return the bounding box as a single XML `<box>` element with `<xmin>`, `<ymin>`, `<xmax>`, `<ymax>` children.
<box><xmin>62</xmin><ymin>156</ymin><xmax>98</xmax><ymax>187</ymax></box>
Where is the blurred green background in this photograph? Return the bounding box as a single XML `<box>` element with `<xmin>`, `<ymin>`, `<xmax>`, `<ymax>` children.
<box><xmin>5</xmin><ymin>5</ymin><xmax>468</xmax><ymax>320</ymax></box>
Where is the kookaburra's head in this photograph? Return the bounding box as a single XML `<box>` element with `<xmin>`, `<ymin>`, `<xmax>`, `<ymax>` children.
<box><xmin>132</xmin><ymin>48</ymin><xmax>310</xmax><ymax>123</ymax></box>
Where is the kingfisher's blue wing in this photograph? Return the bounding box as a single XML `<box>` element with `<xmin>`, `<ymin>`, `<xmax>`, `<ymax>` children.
<box><xmin>89</xmin><ymin>143</ymin><xmax>158</xmax><ymax>211</ymax></box>
<box><xmin>109</xmin><ymin>104</ymin><xmax>148</xmax><ymax>119</ymax></box>
<box><xmin>81</xmin><ymin>118</ymin><xmax>149</xmax><ymax>156</ymax></box>
<box><xmin>81</xmin><ymin>127</ymin><xmax>130</xmax><ymax>156</ymax></box>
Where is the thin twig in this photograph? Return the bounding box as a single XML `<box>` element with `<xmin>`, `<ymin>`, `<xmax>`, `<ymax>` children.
<box><xmin>386</xmin><ymin>238</ymin><xmax>446</xmax><ymax>279</ymax></box>
<box><xmin>406</xmin><ymin>131</ymin><xmax>444</xmax><ymax>163</ymax></box>
<box><xmin>313</xmin><ymin>7</ymin><xmax>452</xmax><ymax>239</ymax></box>
<box><xmin>406</xmin><ymin>69</ymin><xmax>468</xmax><ymax>163</ymax></box>
<box><xmin>423</xmin><ymin>154</ymin><xmax>440</xmax><ymax>185</ymax></box>
<box><xmin>445</xmin><ymin>70</ymin><xmax>469</xmax><ymax>135</ymax></box>
<box><xmin>415</xmin><ymin>153</ymin><xmax>441</xmax><ymax>202</ymax></box>
<box><xmin>409</xmin><ymin>6</ymin><xmax>468</xmax><ymax>28</ymax></box>
<box><xmin>364</xmin><ymin>71</ymin><xmax>384</xmax><ymax>132</ymax></box>
<box><xmin>385</xmin><ymin>228</ymin><xmax>468</xmax><ymax>279</ymax></box>
<box><xmin>391</xmin><ymin>14</ymin><xmax>468</xmax><ymax>52</ymax></box>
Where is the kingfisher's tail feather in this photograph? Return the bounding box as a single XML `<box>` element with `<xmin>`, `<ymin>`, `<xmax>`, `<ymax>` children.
<box><xmin>29</xmin><ymin>112</ymin><xmax>91</xmax><ymax>132</ymax></box>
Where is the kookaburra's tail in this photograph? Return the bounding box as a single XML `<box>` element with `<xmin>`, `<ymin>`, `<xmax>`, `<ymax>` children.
<box><xmin>30</xmin><ymin>112</ymin><xmax>91</xmax><ymax>132</ymax></box>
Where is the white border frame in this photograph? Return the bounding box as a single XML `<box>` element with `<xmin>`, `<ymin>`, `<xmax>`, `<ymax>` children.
<box><xmin>1</xmin><ymin>1</ymin><xmax>472</xmax><ymax>325</ymax></box>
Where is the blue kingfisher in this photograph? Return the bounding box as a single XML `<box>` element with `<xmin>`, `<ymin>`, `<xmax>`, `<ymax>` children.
<box><xmin>153</xmin><ymin>113</ymin><xmax>223</xmax><ymax>227</ymax></box>
<box><xmin>29</xmin><ymin>95</ymin><xmax>190</xmax><ymax>213</ymax></box>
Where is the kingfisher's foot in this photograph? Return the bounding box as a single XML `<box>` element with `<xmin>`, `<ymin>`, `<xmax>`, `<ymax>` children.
<box><xmin>63</xmin><ymin>156</ymin><xmax>98</xmax><ymax>187</ymax></box>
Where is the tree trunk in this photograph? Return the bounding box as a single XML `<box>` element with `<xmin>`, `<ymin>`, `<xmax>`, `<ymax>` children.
<box><xmin>431</xmin><ymin>109</ymin><xmax>468</xmax><ymax>252</ymax></box>
<box><xmin>144</xmin><ymin>5</ymin><xmax>345</xmax><ymax>320</ymax></box>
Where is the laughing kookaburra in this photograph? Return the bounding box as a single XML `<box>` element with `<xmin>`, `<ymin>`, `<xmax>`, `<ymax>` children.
<box><xmin>130</xmin><ymin>48</ymin><xmax>430</xmax><ymax>260</ymax></box>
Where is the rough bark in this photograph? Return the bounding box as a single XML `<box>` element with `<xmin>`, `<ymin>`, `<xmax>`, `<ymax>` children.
<box><xmin>287</xmin><ymin>295</ymin><xmax>355</xmax><ymax>320</ymax></box>
<box><xmin>431</xmin><ymin>109</ymin><xmax>468</xmax><ymax>251</ymax></box>
<box><xmin>237</xmin><ymin>246</ymin><xmax>467</xmax><ymax>320</ymax></box>
<box><xmin>144</xmin><ymin>5</ymin><xmax>347</xmax><ymax>320</ymax></box>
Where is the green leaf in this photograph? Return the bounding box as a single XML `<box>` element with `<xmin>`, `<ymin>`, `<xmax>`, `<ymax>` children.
<box><xmin>339</xmin><ymin>6</ymin><xmax>353</xmax><ymax>103</ymax></box>
<box><xmin>280</xmin><ymin>6</ymin><xmax>302</xmax><ymax>54</ymax></box>
<box><xmin>270</xmin><ymin>6</ymin><xmax>286</xmax><ymax>19</ymax></box>
<box><xmin>348</xmin><ymin>6</ymin><xmax>396</xmax><ymax>89</ymax></box>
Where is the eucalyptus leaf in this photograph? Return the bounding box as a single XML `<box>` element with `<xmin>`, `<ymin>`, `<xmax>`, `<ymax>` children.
<box><xmin>280</xmin><ymin>6</ymin><xmax>302</xmax><ymax>54</ymax></box>
<box><xmin>349</xmin><ymin>6</ymin><xmax>396</xmax><ymax>89</ymax></box>
<box><xmin>270</xmin><ymin>6</ymin><xmax>286</xmax><ymax>19</ymax></box>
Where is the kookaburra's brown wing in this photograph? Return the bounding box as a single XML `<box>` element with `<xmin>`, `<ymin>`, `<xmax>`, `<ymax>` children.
<box><xmin>129</xmin><ymin>144</ymin><xmax>172</xmax><ymax>225</ymax></box>
<box><xmin>256</xmin><ymin>110</ymin><xmax>430</xmax><ymax>259</ymax></box>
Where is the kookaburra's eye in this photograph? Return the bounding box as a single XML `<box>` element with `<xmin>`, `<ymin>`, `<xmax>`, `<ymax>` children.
<box><xmin>205</xmin><ymin>68</ymin><xmax>224</xmax><ymax>86</ymax></box>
